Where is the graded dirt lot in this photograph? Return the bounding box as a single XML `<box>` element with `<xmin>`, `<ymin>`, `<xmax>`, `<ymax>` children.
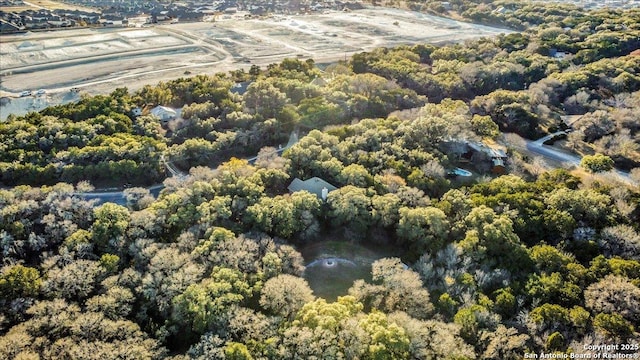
<box><xmin>0</xmin><ymin>0</ymin><xmax>96</xmax><ymax>12</ymax></box>
<box><xmin>0</xmin><ymin>7</ymin><xmax>511</xmax><ymax>120</ymax></box>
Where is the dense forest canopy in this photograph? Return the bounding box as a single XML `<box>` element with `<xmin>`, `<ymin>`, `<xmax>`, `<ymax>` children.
<box><xmin>1</xmin><ymin>1</ymin><xmax>640</xmax><ymax>359</ymax></box>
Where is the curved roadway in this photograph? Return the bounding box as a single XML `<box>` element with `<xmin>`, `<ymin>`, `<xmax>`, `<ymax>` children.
<box><xmin>525</xmin><ymin>131</ymin><xmax>636</xmax><ymax>186</ymax></box>
<box><xmin>76</xmin><ymin>131</ymin><xmax>299</xmax><ymax>205</ymax></box>
<box><xmin>81</xmin><ymin>128</ymin><xmax>636</xmax><ymax>207</ymax></box>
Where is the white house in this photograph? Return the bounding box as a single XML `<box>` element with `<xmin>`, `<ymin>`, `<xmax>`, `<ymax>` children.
<box><xmin>150</xmin><ymin>106</ymin><xmax>177</xmax><ymax>123</ymax></box>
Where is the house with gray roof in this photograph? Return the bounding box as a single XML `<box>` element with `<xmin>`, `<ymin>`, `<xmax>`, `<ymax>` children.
<box><xmin>466</xmin><ymin>141</ymin><xmax>508</xmax><ymax>174</ymax></box>
<box><xmin>288</xmin><ymin>177</ymin><xmax>337</xmax><ymax>201</ymax></box>
<box><xmin>150</xmin><ymin>105</ymin><xmax>177</xmax><ymax>123</ymax></box>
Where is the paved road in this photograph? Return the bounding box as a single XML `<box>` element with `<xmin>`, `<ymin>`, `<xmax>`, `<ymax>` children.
<box><xmin>76</xmin><ymin>131</ymin><xmax>299</xmax><ymax>206</ymax></box>
<box><xmin>525</xmin><ymin>131</ymin><xmax>580</xmax><ymax>166</ymax></box>
<box><xmin>77</xmin><ymin>184</ymin><xmax>164</xmax><ymax>206</ymax></box>
<box><xmin>524</xmin><ymin>131</ymin><xmax>636</xmax><ymax>186</ymax></box>
<box><xmin>72</xmin><ymin>128</ymin><xmax>637</xmax><ymax>206</ymax></box>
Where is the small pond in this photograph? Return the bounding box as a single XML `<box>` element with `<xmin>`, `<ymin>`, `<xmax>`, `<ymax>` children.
<box><xmin>300</xmin><ymin>240</ymin><xmax>400</xmax><ymax>301</ymax></box>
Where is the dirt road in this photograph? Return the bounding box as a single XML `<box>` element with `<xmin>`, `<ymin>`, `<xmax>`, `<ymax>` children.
<box><xmin>1</xmin><ymin>7</ymin><xmax>511</xmax><ymax>120</ymax></box>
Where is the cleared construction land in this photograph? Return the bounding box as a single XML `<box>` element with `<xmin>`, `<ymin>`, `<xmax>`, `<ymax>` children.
<box><xmin>0</xmin><ymin>7</ymin><xmax>510</xmax><ymax>119</ymax></box>
<box><xmin>0</xmin><ymin>0</ymin><xmax>96</xmax><ymax>12</ymax></box>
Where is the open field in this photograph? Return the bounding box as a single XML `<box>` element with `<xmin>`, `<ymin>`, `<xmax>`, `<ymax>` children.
<box><xmin>0</xmin><ymin>7</ymin><xmax>511</xmax><ymax>120</ymax></box>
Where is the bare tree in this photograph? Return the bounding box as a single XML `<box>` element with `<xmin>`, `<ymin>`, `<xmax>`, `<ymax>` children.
<box><xmin>420</xmin><ymin>160</ymin><xmax>446</xmax><ymax>178</ymax></box>
<box><xmin>503</xmin><ymin>133</ymin><xmax>526</xmax><ymax>149</ymax></box>
<box><xmin>566</xmin><ymin>131</ymin><xmax>584</xmax><ymax>151</ymax></box>
<box><xmin>630</xmin><ymin>168</ymin><xmax>640</xmax><ymax>184</ymax></box>
<box><xmin>585</xmin><ymin>275</ymin><xmax>640</xmax><ymax>323</ymax></box>
<box><xmin>255</xmin><ymin>146</ymin><xmax>290</xmax><ymax>171</ymax></box>
<box><xmin>529</xmin><ymin>156</ymin><xmax>549</xmax><ymax>177</ymax></box>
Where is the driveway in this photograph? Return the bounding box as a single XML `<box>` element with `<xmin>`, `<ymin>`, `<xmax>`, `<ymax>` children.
<box><xmin>524</xmin><ymin>131</ymin><xmax>636</xmax><ymax>186</ymax></box>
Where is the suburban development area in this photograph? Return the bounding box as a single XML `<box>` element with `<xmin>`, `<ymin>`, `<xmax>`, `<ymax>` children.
<box><xmin>0</xmin><ymin>6</ymin><xmax>508</xmax><ymax>119</ymax></box>
<box><xmin>1</xmin><ymin>0</ymin><xmax>639</xmax><ymax>359</ymax></box>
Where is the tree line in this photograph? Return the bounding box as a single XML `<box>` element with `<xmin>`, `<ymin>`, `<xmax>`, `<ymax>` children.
<box><xmin>1</xmin><ymin>1</ymin><xmax>640</xmax><ymax>358</ymax></box>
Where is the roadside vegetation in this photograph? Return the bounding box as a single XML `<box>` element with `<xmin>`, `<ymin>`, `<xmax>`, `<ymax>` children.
<box><xmin>1</xmin><ymin>1</ymin><xmax>639</xmax><ymax>359</ymax></box>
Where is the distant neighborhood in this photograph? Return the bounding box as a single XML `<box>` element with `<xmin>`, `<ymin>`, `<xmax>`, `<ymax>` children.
<box><xmin>532</xmin><ymin>0</ymin><xmax>640</xmax><ymax>9</ymax></box>
<box><xmin>0</xmin><ymin>0</ymin><xmax>365</xmax><ymax>33</ymax></box>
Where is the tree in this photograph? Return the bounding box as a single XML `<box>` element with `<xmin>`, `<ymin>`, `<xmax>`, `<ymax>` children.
<box><xmin>0</xmin><ymin>298</ymin><xmax>165</xmax><ymax>359</ymax></box>
<box><xmin>529</xmin><ymin>244</ymin><xmax>575</xmax><ymax>274</ymax></box>
<box><xmin>243</xmin><ymin>81</ymin><xmax>287</xmax><ymax>119</ymax></box>
<box><xmin>438</xmin><ymin>188</ymin><xmax>473</xmax><ymax>224</ymax></box>
<box><xmin>172</xmin><ymin>267</ymin><xmax>252</xmax><ymax>334</ymax></box>
<box><xmin>526</xmin><ymin>272</ymin><xmax>581</xmax><ymax>306</ymax></box>
<box><xmin>43</xmin><ymin>259</ymin><xmax>105</xmax><ymax>300</ymax></box>
<box><xmin>0</xmin><ymin>265</ymin><xmax>41</xmax><ymax>299</ymax></box>
<box><xmin>593</xmin><ymin>313</ymin><xmax>635</xmax><ymax>339</ymax></box>
<box><xmin>193</xmin><ymin>232</ymin><xmax>304</xmax><ymax>278</ymax></box>
<box><xmin>471</xmin><ymin>114</ymin><xmax>500</xmax><ymax>138</ymax></box>
<box><xmin>196</xmin><ymin>196</ymin><xmax>233</xmax><ymax>230</ymax></box>
<box><xmin>283</xmin><ymin>129</ymin><xmax>341</xmax><ymax>180</ymax></box>
<box><xmin>338</xmin><ymin>164</ymin><xmax>373</xmax><ymax>187</ymax></box>
<box><xmin>387</xmin><ymin>312</ymin><xmax>475</xmax><ymax>360</ymax></box>
<box><xmin>257</xmin><ymin>168</ymin><xmax>291</xmax><ymax>195</ymax></box>
<box><xmin>454</xmin><ymin>304</ymin><xmax>500</xmax><ymax>344</ymax></box>
<box><xmin>293</xmin><ymin>296</ymin><xmax>363</xmax><ymax>331</ymax></box>
<box><xmin>91</xmin><ymin>203</ymin><xmax>131</xmax><ymax>253</ymax></box>
<box><xmin>545</xmin><ymin>187</ymin><xmax>611</xmax><ymax>226</ymax></box>
<box><xmin>328</xmin><ymin>73</ymin><xmax>418</xmax><ymax>119</ymax></box>
<box><xmin>276</xmin><ymin>296</ymin><xmax>366</xmax><ymax>357</ymax></box>
<box><xmin>225</xmin><ymin>342</ymin><xmax>254</xmax><ymax>360</ymax></box>
<box><xmin>371</xmin><ymin>193</ymin><xmax>402</xmax><ymax>229</ymax></box>
<box><xmin>459</xmin><ymin>205</ymin><xmax>529</xmax><ymax>270</ymax></box>
<box><xmin>598</xmin><ymin>225</ymin><xmax>640</xmax><ymax>261</ymax></box>
<box><xmin>404</xmin><ymin>114</ymin><xmax>453</xmax><ymax>148</ymax></box>
<box><xmin>246</xmin><ymin>192</ymin><xmax>321</xmax><ymax>239</ymax></box>
<box><xmin>529</xmin><ymin>303</ymin><xmax>572</xmax><ymax>334</ymax></box>
<box><xmin>245</xmin><ymin>196</ymin><xmax>295</xmax><ymax>238</ymax></box>
<box><xmin>85</xmin><ymin>286</ymin><xmax>135</xmax><ymax>320</ymax></box>
<box><xmin>358</xmin><ymin>311</ymin><xmax>410</xmax><ymax>360</ymax></box>
<box><xmin>581</xmin><ymin>154</ymin><xmax>614</xmax><ymax>173</ymax></box>
<box><xmin>225</xmin><ymin>306</ymin><xmax>278</xmax><ymax>353</ymax></box>
<box><xmin>584</xmin><ymin>275</ymin><xmax>640</xmax><ymax>323</ymax></box>
<box><xmin>566</xmin><ymin>130</ymin><xmax>584</xmax><ymax>151</ymax></box>
<box><xmin>569</xmin><ymin>306</ymin><xmax>591</xmax><ymax>336</ymax></box>
<box><xmin>397</xmin><ymin>206</ymin><xmax>449</xmax><ymax>254</ymax></box>
<box><xmin>546</xmin><ymin>331</ymin><xmax>565</xmax><ymax>352</ymax></box>
<box><xmin>471</xmin><ymin>90</ymin><xmax>538</xmax><ymax>137</ymax></box>
<box><xmin>481</xmin><ymin>325</ymin><xmax>530</xmax><ymax>360</ymax></box>
<box><xmin>254</xmin><ymin>147</ymin><xmax>290</xmax><ymax>171</ymax></box>
<box><xmin>188</xmin><ymin>334</ymin><xmax>226</xmax><ymax>359</ymax></box>
<box><xmin>327</xmin><ymin>186</ymin><xmax>373</xmax><ymax>239</ymax></box>
<box><xmin>141</xmin><ymin>247</ymin><xmax>205</xmax><ymax>316</ymax></box>
<box><xmin>297</xmin><ymin>97</ymin><xmax>344</xmax><ymax>128</ymax></box>
<box><xmin>280</xmin><ymin>324</ymin><xmax>341</xmax><ymax>358</ymax></box>
<box><xmin>349</xmin><ymin>258</ymin><xmax>433</xmax><ymax>319</ymax></box>
<box><xmin>260</xmin><ymin>274</ymin><xmax>314</xmax><ymax>319</ymax></box>
<box><xmin>123</xmin><ymin>187</ymin><xmax>155</xmax><ymax>210</ymax></box>
<box><xmin>574</xmin><ymin>110</ymin><xmax>615</xmax><ymax>142</ymax></box>
<box><xmin>494</xmin><ymin>288</ymin><xmax>517</xmax><ymax>318</ymax></box>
